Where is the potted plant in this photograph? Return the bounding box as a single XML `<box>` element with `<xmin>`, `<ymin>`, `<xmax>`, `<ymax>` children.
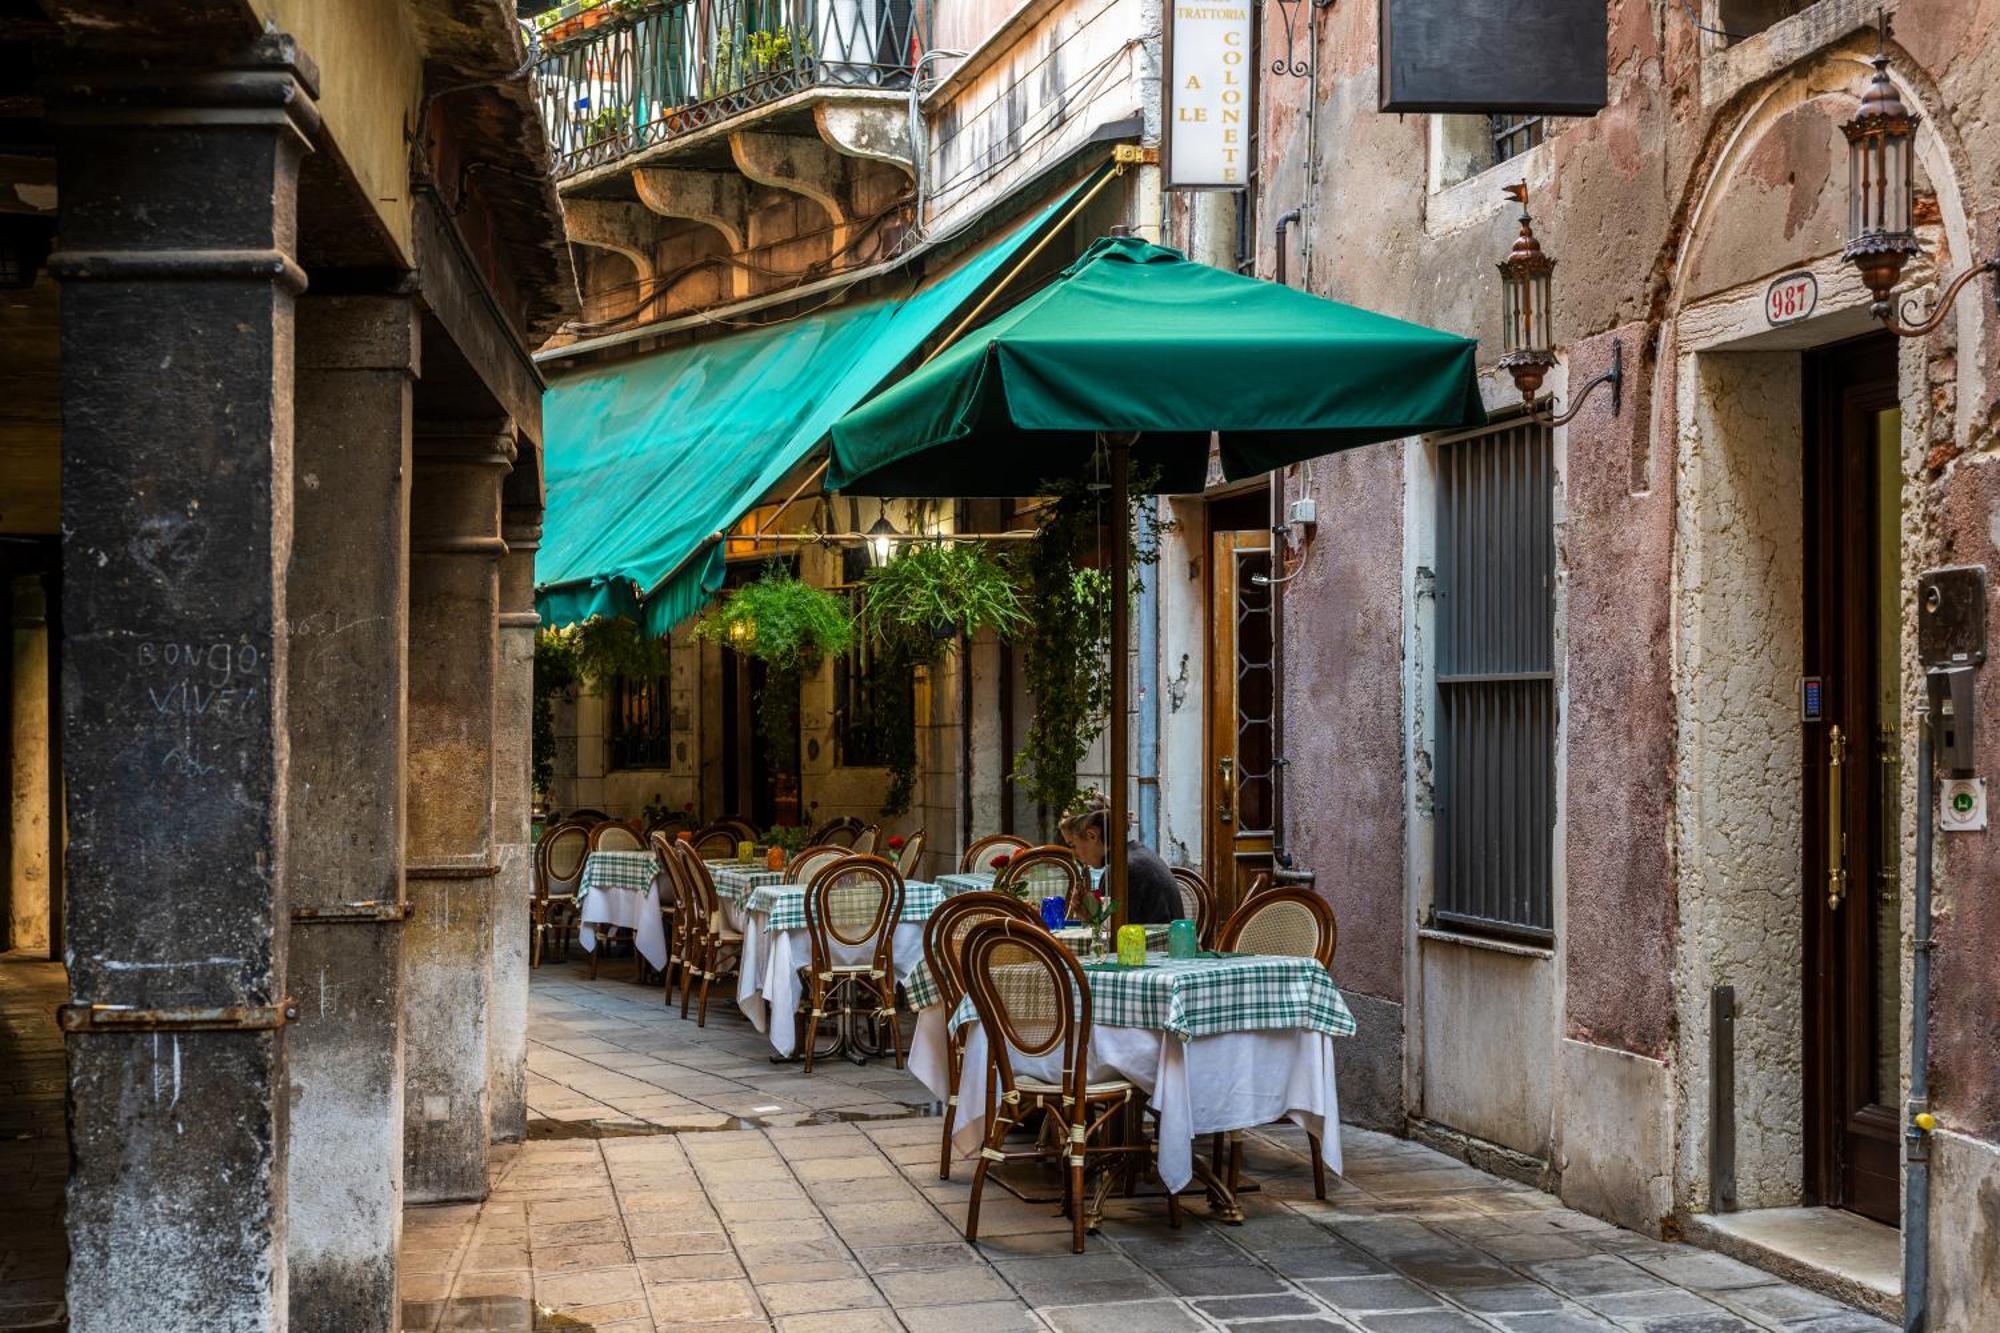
<box><xmin>697</xmin><ymin>566</ymin><xmax>854</xmax><ymax>757</ymax></box>
<box><xmin>589</xmin><ymin>103</ymin><xmax>631</xmax><ymax>147</ymax></box>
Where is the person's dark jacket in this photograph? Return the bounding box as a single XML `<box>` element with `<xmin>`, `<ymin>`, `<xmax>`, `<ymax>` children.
<box><xmin>1122</xmin><ymin>841</ymin><xmax>1183</xmax><ymax>925</ymax></box>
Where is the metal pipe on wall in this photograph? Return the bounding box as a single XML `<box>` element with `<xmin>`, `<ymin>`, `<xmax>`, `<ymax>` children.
<box><xmin>1904</xmin><ymin>689</ymin><xmax>1935</xmax><ymax>1333</ymax></box>
<box><xmin>1137</xmin><ymin>498</ymin><xmax>1160</xmax><ymax>848</ymax></box>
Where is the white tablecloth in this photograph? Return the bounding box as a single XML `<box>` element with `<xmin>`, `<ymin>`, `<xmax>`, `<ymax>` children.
<box><xmin>577</xmin><ymin>876</ymin><xmax>669</xmax><ymax>971</ymax></box>
<box><xmin>735</xmin><ymin>916</ymin><xmax>926</xmax><ymax>1056</ymax></box>
<box><xmin>932</xmin><ymin>1019</ymin><xmax>1342</xmax><ymax>1193</ymax></box>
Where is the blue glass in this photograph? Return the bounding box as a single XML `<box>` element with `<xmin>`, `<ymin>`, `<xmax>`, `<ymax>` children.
<box><xmin>1040</xmin><ymin>895</ymin><xmax>1068</xmax><ymax>930</ymax></box>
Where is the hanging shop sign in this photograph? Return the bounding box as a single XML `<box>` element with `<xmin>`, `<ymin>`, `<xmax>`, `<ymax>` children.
<box><xmin>1166</xmin><ymin>0</ymin><xmax>1255</xmax><ymax>189</ymax></box>
<box><xmin>1379</xmin><ymin>0</ymin><xmax>1606</xmax><ymax>115</ymax></box>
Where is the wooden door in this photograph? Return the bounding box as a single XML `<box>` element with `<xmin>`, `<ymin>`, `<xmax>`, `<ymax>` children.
<box><xmin>1207</xmin><ymin>527</ymin><xmax>1275</xmax><ymax>919</ymax></box>
<box><xmin>1802</xmin><ymin>334</ymin><xmax>1902</xmax><ymax>1226</ymax></box>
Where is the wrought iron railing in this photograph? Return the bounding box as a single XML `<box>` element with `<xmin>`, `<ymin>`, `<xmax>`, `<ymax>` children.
<box><xmin>533</xmin><ymin>0</ymin><xmax>920</xmax><ymax>178</ymax></box>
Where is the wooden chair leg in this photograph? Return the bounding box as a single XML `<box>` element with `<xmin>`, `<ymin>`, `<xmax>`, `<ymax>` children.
<box><xmin>939</xmin><ymin>1040</ymin><xmax>961</xmax><ymax>1181</ymax></box>
<box><xmin>529</xmin><ymin>920</ymin><xmax>543</xmax><ymax>970</ymax></box>
<box><xmin>1069</xmin><ymin>1140</ymin><xmax>1087</xmax><ymax>1253</ymax></box>
<box><xmin>696</xmin><ymin>949</ymin><xmax>717</xmax><ymax>1027</ymax></box>
<box><xmin>965</xmin><ymin>1117</ymin><xmax>1008</xmax><ymax>1244</ymax></box>
<box><xmin>880</xmin><ymin>983</ymin><xmax>904</xmax><ymax>1070</ymax></box>
<box><xmin>680</xmin><ymin>936</ymin><xmax>701</xmax><ymax>1019</ymax></box>
<box><xmin>1308</xmin><ymin>1132</ymin><xmax>1326</xmax><ymax>1200</ymax></box>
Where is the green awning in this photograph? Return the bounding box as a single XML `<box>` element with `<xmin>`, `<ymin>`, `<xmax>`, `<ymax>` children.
<box><xmin>535</xmin><ymin>186</ymin><xmax>1082</xmax><ymax>636</ymax></box>
<box><xmin>828</xmin><ymin>236</ymin><xmax>1486</xmax><ymax>496</ymax></box>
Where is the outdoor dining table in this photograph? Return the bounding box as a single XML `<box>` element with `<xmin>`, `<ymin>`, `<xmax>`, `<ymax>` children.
<box><xmin>576</xmin><ymin>849</ymin><xmax>669</xmax><ymax>971</ymax></box>
<box><xmin>734</xmin><ymin>877</ymin><xmax>956</xmax><ymax>1057</ymax></box>
<box><xmin>914</xmin><ymin>950</ymin><xmax>1354</xmax><ymax>1217</ymax></box>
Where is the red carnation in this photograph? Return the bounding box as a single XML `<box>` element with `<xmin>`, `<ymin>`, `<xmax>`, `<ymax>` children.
<box><xmin>990</xmin><ymin>853</ymin><xmax>1011</xmax><ymax>870</ymax></box>
<box><xmin>887</xmin><ymin>835</ymin><xmax>907</xmax><ymax>851</ymax></box>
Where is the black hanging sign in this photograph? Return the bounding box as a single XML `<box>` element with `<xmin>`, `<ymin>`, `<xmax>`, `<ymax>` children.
<box><xmin>1379</xmin><ymin>0</ymin><xmax>1608</xmax><ymax>116</ymax></box>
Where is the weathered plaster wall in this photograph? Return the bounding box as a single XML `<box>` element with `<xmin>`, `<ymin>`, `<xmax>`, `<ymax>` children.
<box><xmin>1670</xmin><ymin>348</ymin><xmax>1806</xmax><ymax>1214</ymax></box>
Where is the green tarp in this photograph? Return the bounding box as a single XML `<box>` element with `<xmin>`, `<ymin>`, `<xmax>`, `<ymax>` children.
<box><xmin>828</xmin><ymin>236</ymin><xmax>1486</xmax><ymax>496</ymax></box>
<box><xmin>535</xmin><ymin>188</ymin><xmax>1081</xmax><ymax>636</ymax></box>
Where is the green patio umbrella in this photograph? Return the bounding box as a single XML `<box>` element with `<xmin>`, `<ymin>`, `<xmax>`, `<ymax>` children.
<box><xmin>828</xmin><ymin>236</ymin><xmax>1486</xmax><ymax>921</ymax></box>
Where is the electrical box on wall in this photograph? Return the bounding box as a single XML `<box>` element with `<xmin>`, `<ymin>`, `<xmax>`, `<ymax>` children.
<box><xmin>1918</xmin><ymin>566</ymin><xmax>1986</xmax><ymax>669</ymax></box>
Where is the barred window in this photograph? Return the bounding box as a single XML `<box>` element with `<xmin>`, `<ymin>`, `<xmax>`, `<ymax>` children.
<box><xmin>1488</xmin><ymin>113</ymin><xmax>1547</xmax><ymax>166</ymax></box>
<box><xmin>607</xmin><ymin>670</ymin><xmax>673</xmax><ymax>770</ymax></box>
<box><xmin>1433</xmin><ymin>419</ymin><xmax>1556</xmax><ymax>941</ymax></box>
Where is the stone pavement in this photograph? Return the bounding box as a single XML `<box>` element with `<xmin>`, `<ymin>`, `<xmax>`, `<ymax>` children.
<box><xmin>400</xmin><ymin>960</ymin><xmax>1896</xmax><ymax>1333</ymax></box>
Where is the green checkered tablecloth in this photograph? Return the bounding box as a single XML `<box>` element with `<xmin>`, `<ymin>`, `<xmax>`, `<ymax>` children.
<box><xmin>904</xmin><ymin>924</ymin><xmax>1170</xmax><ymax>1009</ymax></box>
<box><xmin>944</xmin><ymin>952</ymin><xmax>1356</xmax><ymax>1042</ymax></box>
<box><xmin>935</xmin><ymin>871</ymin><xmax>998</xmax><ymax>895</ymax></box>
<box><xmin>708</xmin><ymin>861</ymin><xmax>788</xmax><ymax>904</ymax></box>
<box><xmin>743</xmin><ymin>880</ymin><xmax>947</xmax><ymax>932</ymax></box>
<box><xmin>577</xmin><ymin>850</ymin><xmax>658</xmax><ymax>907</ymax></box>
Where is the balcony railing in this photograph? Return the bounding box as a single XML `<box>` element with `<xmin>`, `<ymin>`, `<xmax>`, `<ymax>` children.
<box><xmin>533</xmin><ymin>0</ymin><xmax>920</xmax><ymax>178</ymax></box>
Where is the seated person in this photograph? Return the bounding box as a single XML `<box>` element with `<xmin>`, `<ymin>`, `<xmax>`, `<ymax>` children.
<box><xmin>1059</xmin><ymin>796</ymin><xmax>1181</xmax><ymax>925</ymax></box>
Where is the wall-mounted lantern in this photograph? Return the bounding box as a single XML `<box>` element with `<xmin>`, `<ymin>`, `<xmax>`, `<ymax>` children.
<box><xmin>1495</xmin><ymin>183</ymin><xmax>1622</xmax><ymax>426</ymax></box>
<box><xmin>1840</xmin><ymin>30</ymin><xmax>1998</xmax><ymax>337</ymax></box>
<box><xmin>865</xmin><ymin>511</ymin><xmax>900</xmax><ymax>568</ymax></box>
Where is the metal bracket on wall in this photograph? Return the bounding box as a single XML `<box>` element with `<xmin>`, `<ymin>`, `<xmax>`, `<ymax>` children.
<box><xmin>58</xmin><ymin>999</ymin><xmax>299</xmax><ymax>1034</ymax></box>
<box><xmin>290</xmin><ymin>900</ymin><xmax>415</xmax><ymax>924</ymax></box>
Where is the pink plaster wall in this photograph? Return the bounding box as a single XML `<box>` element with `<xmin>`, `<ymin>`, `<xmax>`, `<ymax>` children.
<box><xmin>1280</xmin><ymin>445</ymin><xmax>1407</xmax><ymax>1005</ymax></box>
<box><xmin>1558</xmin><ymin>326</ymin><xmax>1677</xmax><ymax>1061</ymax></box>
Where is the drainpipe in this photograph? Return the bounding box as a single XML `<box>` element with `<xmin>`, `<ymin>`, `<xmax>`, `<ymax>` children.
<box><xmin>1137</xmin><ymin>499</ymin><xmax>1161</xmax><ymax>847</ymax></box>
<box><xmin>1905</xmin><ymin>689</ymin><xmax>1936</xmax><ymax>1333</ymax></box>
<box><xmin>1273</xmin><ymin>209</ymin><xmax>1301</xmax><ymax>287</ymax></box>
<box><xmin>1269</xmin><ymin>481</ymin><xmax>1290</xmax><ymax>871</ymax></box>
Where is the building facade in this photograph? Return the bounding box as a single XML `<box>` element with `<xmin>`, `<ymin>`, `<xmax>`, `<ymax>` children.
<box><xmin>0</xmin><ymin>1</ymin><xmax>572</xmax><ymax>1328</ymax></box>
<box><xmin>1253</xmin><ymin>0</ymin><xmax>2000</xmax><ymax>1324</ymax></box>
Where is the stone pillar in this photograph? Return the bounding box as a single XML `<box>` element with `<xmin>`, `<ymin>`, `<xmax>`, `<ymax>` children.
<box><xmin>285</xmin><ymin>293</ymin><xmax>418</xmax><ymax>1331</ymax></box>
<box><xmin>403</xmin><ymin>421</ymin><xmax>510</xmax><ymax>1202</ymax></box>
<box><xmin>488</xmin><ymin>507</ymin><xmax>540</xmax><ymax>1143</ymax></box>
<box><xmin>48</xmin><ymin>36</ymin><xmax>317</xmax><ymax>1331</ymax></box>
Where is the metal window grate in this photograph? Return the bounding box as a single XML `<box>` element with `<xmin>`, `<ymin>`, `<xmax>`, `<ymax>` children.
<box><xmin>1488</xmin><ymin>113</ymin><xmax>1547</xmax><ymax>167</ymax></box>
<box><xmin>1434</xmin><ymin>420</ymin><xmax>1556</xmax><ymax>941</ymax></box>
<box><xmin>608</xmin><ymin>670</ymin><xmax>674</xmax><ymax>770</ymax></box>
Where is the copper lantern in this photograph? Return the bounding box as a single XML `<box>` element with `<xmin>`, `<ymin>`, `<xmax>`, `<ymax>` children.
<box><xmin>1497</xmin><ymin>185</ymin><xmax>1557</xmax><ymax>406</ymax></box>
<box><xmin>1841</xmin><ymin>49</ymin><xmax>1921</xmax><ymax>317</ymax></box>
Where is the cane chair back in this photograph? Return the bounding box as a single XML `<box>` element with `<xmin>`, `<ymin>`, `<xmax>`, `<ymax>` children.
<box><xmin>960</xmin><ymin>833</ymin><xmax>1031</xmax><ymax>874</ymax></box>
<box><xmin>922</xmin><ymin>891</ymin><xmax>1040</xmax><ymax>1013</ymax></box>
<box><xmin>788</xmin><ymin>844</ymin><xmax>849</xmax><ymax>886</ymax></box>
<box><xmin>1169</xmin><ymin>866</ymin><xmax>1216</xmax><ymax>945</ymax></box>
<box><xmin>672</xmin><ymin>840</ymin><xmax>719</xmax><ymax>926</ymax></box>
<box><xmin>996</xmin><ymin>845</ymin><xmax>1086</xmax><ymax>916</ymax></box>
<box><xmin>1217</xmin><ymin>886</ymin><xmax>1337</xmax><ymax>969</ymax></box>
<box><xmin>961</xmin><ymin>920</ymin><xmax>1087</xmax><ymax>1079</ymax></box>
<box><xmin>850</xmin><ymin>824</ymin><xmax>881</xmax><ymax>856</ymax></box>
<box><xmin>718</xmin><ymin>816</ymin><xmax>759</xmax><ymax>844</ymax></box>
<box><xmin>589</xmin><ymin>820</ymin><xmax>645</xmax><ymax>852</ymax></box>
<box><xmin>539</xmin><ymin>822</ymin><xmax>590</xmax><ymax>897</ymax></box>
<box><xmin>809</xmin><ymin>816</ymin><xmax>865</xmax><ymax>847</ymax></box>
<box><xmin>804</xmin><ymin>856</ymin><xmax>903</xmax><ymax>961</ymax></box>
<box><xmin>690</xmin><ymin>824</ymin><xmax>740</xmax><ymax>860</ymax></box>
<box><xmin>895</xmin><ymin>829</ymin><xmax>927</xmax><ymax>878</ymax></box>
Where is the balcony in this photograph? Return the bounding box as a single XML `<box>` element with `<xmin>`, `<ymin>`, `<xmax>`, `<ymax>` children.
<box><xmin>532</xmin><ymin>0</ymin><xmax>921</xmax><ymax>181</ymax></box>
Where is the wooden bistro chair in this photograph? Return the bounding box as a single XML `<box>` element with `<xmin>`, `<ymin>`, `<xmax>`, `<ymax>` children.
<box><xmin>718</xmin><ymin>815</ymin><xmax>760</xmax><ymax>844</ymax></box>
<box><xmin>532</xmin><ymin>821</ymin><xmax>588</xmax><ymax>967</ymax></box>
<box><xmin>787</xmin><ymin>844</ymin><xmax>850</xmax><ymax>887</ymax></box>
<box><xmin>996</xmin><ymin>845</ymin><xmax>1087</xmax><ymax>918</ymax></box>
<box><xmin>589</xmin><ymin>819</ymin><xmax>646</xmax><ymax>852</ymax></box>
<box><xmin>650</xmin><ymin>830</ymin><xmax>683</xmax><ymax>1003</ymax></box>
<box><xmin>808</xmin><ymin>815</ymin><xmax>865</xmax><ymax>847</ymax></box>
<box><xmin>800</xmin><ymin>855</ymin><xmax>906</xmax><ymax>1074</ymax></box>
<box><xmin>921</xmin><ymin>891</ymin><xmax>1040</xmax><ymax>1180</ymax></box>
<box><xmin>671</xmin><ymin>841</ymin><xmax>743</xmax><ymax>1027</ymax></box>
<box><xmin>894</xmin><ymin>828</ymin><xmax>928</xmax><ymax>879</ymax></box>
<box><xmin>563</xmin><ymin>807</ymin><xmax>611</xmax><ymax>825</ymax></box>
<box><xmin>958</xmin><ymin>919</ymin><xmax>1178</xmax><ymax>1253</ymax></box>
<box><xmin>961</xmin><ymin>833</ymin><xmax>1031</xmax><ymax>874</ymax></box>
<box><xmin>690</xmin><ymin>823</ymin><xmax>740</xmax><ymax>860</ymax></box>
<box><xmin>1214</xmin><ymin>886</ymin><xmax>1341</xmax><ymax>1198</ymax></box>
<box><xmin>850</xmin><ymin>824</ymin><xmax>882</xmax><ymax>856</ymax></box>
<box><xmin>1169</xmin><ymin>866</ymin><xmax>1216</xmax><ymax>947</ymax></box>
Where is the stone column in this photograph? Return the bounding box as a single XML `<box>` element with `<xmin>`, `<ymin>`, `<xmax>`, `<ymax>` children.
<box><xmin>488</xmin><ymin>507</ymin><xmax>540</xmax><ymax>1142</ymax></box>
<box><xmin>48</xmin><ymin>35</ymin><xmax>317</xmax><ymax>1332</ymax></box>
<box><xmin>285</xmin><ymin>293</ymin><xmax>418</xmax><ymax>1331</ymax></box>
<box><xmin>403</xmin><ymin>421</ymin><xmax>511</xmax><ymax>1202</ymax></box>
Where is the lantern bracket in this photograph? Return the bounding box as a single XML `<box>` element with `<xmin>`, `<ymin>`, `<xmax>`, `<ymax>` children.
<box><xmin>1532</xmin><ymin>339</ymin><xmax>1623</xmax><ymax>427</ymax></box>
<box><xmin>1877</xmin><ymin>256</ymin><xmax>2000</xmax><ymax>339</ymax></box>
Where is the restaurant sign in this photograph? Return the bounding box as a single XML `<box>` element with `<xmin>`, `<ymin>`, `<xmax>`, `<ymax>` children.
<box><xmin>1166</xmin><ymin>0</ymin><xmax>1253</xmax><ymax>189</ymax></box>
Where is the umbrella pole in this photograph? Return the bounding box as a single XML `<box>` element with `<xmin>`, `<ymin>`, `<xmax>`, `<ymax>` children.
<box><xmin>1107</xmin><ymin>435</ymin><xmax>1131</xmax><ymax>932</ymax></box>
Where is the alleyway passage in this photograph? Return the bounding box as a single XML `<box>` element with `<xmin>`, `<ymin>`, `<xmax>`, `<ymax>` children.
<box><xmin>400</xmin><ymin>965</ymin><xmax>1896</xmax><ymax>1333</ymax></box>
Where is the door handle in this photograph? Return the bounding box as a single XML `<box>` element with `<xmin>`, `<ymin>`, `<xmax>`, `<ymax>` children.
<box><xmin>1217</xmin><ymin>757</ymin><xmax>1235</xmax><ymax>825</ymax></box>
<box><xmin>1828</xmin><ymin>725</ymin><xmax>1848</xmax><ymax>911</ymax></box>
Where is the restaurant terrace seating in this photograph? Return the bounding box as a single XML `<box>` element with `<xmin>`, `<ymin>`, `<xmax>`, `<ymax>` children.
<box><xmin>672</xmin><ymin>840</ymin><xmax>742</xmax><ymax>1026</ymax></box>
<box><xmin>921</xmin><ymin>890</ymin><xmax>1040</xmax><ymax>1180</ymax></box>
<box><xmin>1169</xmin><ymin>866</ymin><xmax>1216</xmax><ymax>946</ymax></box>
<box><xmin>689</xmin><ymin>823</ymin><xmax>739</xmax><ymax>859</ymax></box>
<box><xmin>532</xmin><ymin>821</ymin><xmax>588</xmax><ymax>967</ymax></box>
<box><xmin>588</xmin><ymin>819</ymin><xmax>645</xmax><ymax>852</ymax></box>
<box><xmin>800</xmin><ymin>855</ymin><xmax>905</xmax><ymax>1075</ymax></box>
<box><xmin>958</xmin><ymin>918</ymin><xmax>1178</xmax><ymax>1252</ymax></box>
<box><xmin>808</xmin><ymin>815</ymin><xmax>865</xmax><ymax>846</ymax></box>
<box><xmin>894</xmin><ymin>829</ymin><xmax>927</xmax><ymax>878</ymax></box>
<box><xmin>787</xmin><ymin>844</ymin><xmax>849</xmax><ymax>886</ymax></box>
<box><xmin>996</xmin><ymin>845</ymin><xmax>1086</xmax><ymax>917</ymax></box>
<box><xmin>850</xmin><ymin>824</ymin><xmax>881</xmax><ymax>856</ymax></box>
<box><xmin>961</xmin><ymin>833</ymin><xmax>1031</xmax><ymax>873</ymax></box>
<box><xmin>1215</xmin><ymin>886</ymin><xmax>1340</xmax><ymax>1198</ymax></box>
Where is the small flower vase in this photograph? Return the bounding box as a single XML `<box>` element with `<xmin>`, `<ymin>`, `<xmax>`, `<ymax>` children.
<box><xmin>1092</xmin><ymin>918</ymin><xmax>1112</xmax><ymax>960</ymax></box>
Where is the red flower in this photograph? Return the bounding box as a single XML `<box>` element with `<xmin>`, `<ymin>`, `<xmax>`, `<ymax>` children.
<box><xmin>887</xmin><ymin>835</ymin><xmax>906</xmax><ymax>851</ymax></box>
<box><xmin>990</xmin><ymin>854</ymin><xmax>1011</xmax><ymax>870</ymax></box>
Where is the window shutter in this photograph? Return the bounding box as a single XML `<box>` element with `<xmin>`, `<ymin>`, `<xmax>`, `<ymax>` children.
<box><xmin>1379</xmin><ymin>0</ymin><xmax>1607</xmax><ymax>116</ymax></box>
